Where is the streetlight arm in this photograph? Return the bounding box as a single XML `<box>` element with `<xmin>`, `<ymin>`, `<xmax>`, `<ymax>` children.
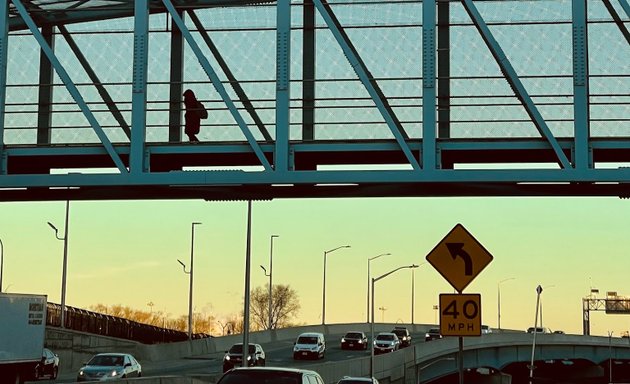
<box><xmin>47</xmin><ymin>222</ymin><xmax>63</xmax><ymax>240</ymax></box>
<box><xmin>260</xmin><ymin>265</ymin><xmax>269</xmax><ymax>276</ymax></box>
<box><xmin>374</xmin><ymin>264</ymin><xmax>418</xmax><ymax>283</ymax></box>
<box><xmin>325</xmin><ymin>245</ymin><xmax>351</xmax><ymax>254</ymax></box>
<box><xmin>177</xmin><ymin>259</ymin><xmax>190</xmax><ymax>274</ymax></box>
<box><xmin>368</xmin><ymin>252</ymin><xmax>391</xmax><ymax>262</ymax></box>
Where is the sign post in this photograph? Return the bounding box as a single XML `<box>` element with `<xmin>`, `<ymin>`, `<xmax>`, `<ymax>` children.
<box><xmin>426</xmin><ymin>224</ymin><xmax>493</xmax><ymax>384</ymax></box>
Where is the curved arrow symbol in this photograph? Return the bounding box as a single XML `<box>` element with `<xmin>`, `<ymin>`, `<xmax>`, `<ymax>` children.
<box><xmin>446</xmin><ymin>243</ymin><xmax>473</xmax><ymax>276</ymax></box>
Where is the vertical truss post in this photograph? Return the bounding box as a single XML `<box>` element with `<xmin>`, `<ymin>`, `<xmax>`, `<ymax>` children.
<box><xmin>582</xmin><ymin>298</ymin><xmax>590</xmax><ymax>336</ymax></box>
<box><xmin>302</xmin><ymin>0</ymin><xmax>316</xmax><ymax>142</ymax></box>
<box><xmin>572</xmin><ymin>0</ymin><xmax>591</xmax><ymax>171</ymax></box>
<box><xmin>437</xmin><ymin>0</ymin><xmax>450</xmax><ymax>141</ymax></box>
<box><xmin>461</xmin><ymin>0</ymin><xmax>572</xmax><ymax>169</ymax></box>
<box><xmin>168</xmin><ymin>9</ymin><xmax>184</xmax><ymax>143</ymax></box>
<box><xmin>275</xmin><ymin>0</ymin><xmax>291</xmax><ymax>172</ymax></box>
<box><xmin>12</xmin><ymin>0</ymin><xmax>126</xmax><ymax>173</ymax></box>
<box><xmin>37</xmin><ymin>26</ymin><xmax>54</xmax><ymax>145</ymax></box>
<box><xmin>130</xmin><ymin>0</ymin><xmax>149</xmax><ymax>173</ymax></box>
<box><xmin>0</xmin><ymin>0</ymin><xmax>7</xmax><ymax>175</ymax></box>
<box><xmin>423</xmin><ymin>0</ymin><xmax>437</xmax><ymax>171</ymax></box>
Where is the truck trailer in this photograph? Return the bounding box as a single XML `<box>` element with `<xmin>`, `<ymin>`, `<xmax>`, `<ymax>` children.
<box><xmin>0</xmin><ymin>293</ymin><xmax>47</xmax><ymax>384</ymax></box>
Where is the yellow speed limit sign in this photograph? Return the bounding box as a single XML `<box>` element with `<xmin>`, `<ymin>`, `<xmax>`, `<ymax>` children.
<box><xmin>439</xmin><ymin>293</ymin><xmax>481</xmax><ymax>337</ymax></box>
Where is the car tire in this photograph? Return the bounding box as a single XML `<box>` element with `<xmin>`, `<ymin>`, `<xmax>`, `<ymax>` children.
<box><xmin>260</xmin><ymin>359</ymin><xmax>266</xmax><ymax>367</ymax></box>
<box><xmin>52</xmin><ymin>366</ymin><xmax>58</xmax><ymax>380</ymax></box>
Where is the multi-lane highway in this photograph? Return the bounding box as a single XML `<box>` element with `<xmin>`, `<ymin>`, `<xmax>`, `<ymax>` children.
<box><xmin>37</xmin><ymin>330</ymin><xmax>424</xmax><ymax>383</ymax></box>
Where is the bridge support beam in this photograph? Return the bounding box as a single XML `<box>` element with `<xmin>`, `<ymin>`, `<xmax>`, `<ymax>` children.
<box><xmin>0</xmin><ymin>0</ymin><xmax>7</xmax><ymax>175</ymax></box>
<box><xmin>130</xmin><ymin>0</ymin><xmax>149</xmax><ymax>173</ymax></box>
<box><xmin>168</xmin><ymin>9</ymin><xmax>184</xmax><ymax>143</ymax></box>
<box><xmin>275</xmin><ymin>0</ymin><xmax>291</xmax><ymax>172</ymax></box>
<box><xmin>423</xmin><ymin>0</ymin><xmax>437</xmax><ymax>171</ymax></box>
<box><xmin>37</xmin><ymin>26</ymin><xmax>54</xmax><ymax>145</ymax></box>
<box><xmin>572</xmin><ymin>0</ymin><xmax>591</xmax><ymax>171</ymax></box>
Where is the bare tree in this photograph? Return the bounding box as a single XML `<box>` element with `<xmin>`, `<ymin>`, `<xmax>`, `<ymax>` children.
<box><xmin>250</xmin><ymin>284</ymin><xmax>300</xmax><ymax>330</ymax></box>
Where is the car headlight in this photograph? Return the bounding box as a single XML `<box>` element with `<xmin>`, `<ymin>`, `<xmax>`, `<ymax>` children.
<box><xmin>247</xmin><ymin>356</ymin><xmax>252</xmax><ymax>361</ymax></box>
<box><xmin>293</xmin><ymin>346</ymin><xmax>298</xmax><ymax>352</ymax></box>
<box><xmin>341</xmin><ymin>338</ymin><xmax>346</xmax><ymax>342</ymax></box>
<box><xmin>78</xmin><ymin>370</ymin><xmax>84</xmax><ymax>376</ymax></box>
<box><xmin>425</xmin><ymin>333</ymin><xmax>430</xmax><ymax>338</ymax></box>
<box><xmin>110</xmin><ymin>370</ymin><xmax>118</xmax><ymax>377</ymax></box>
<box><xmin>225</xmin><ymin>355</ymin><xmax>231</xmax><ymax>361</ymax></box>
<box><xmin>358</xmin><ymin>340</ymin><xmax>363</xmax><ymax>344</ymax></box>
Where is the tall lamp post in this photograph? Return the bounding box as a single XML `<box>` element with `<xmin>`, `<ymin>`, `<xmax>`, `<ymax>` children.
<box><xmin>48</xmin><ymin>200</ymin><xmax>70</xmax><ymax>328</ymax></box>
<box><xmin>322</xmin><ymin>245</ymin><xmax>350</xmax><ymax>325</ymax></box>
<box><xmin>178</xmin><ymin>221</ymin><xmax>201</xmax><ymax>340</ymax></box>
<box><xmin>260</xmin><ymin>234</ymin><xmax>279</xmax><ymax>330</ymax></box>
<box><xmin>371</xmin><ymin>264</ymin><xmax>418</xmax><ymax>378</ymax></box>
<box><xmin>497</xmin><ymin>277</ymin><xmax>515</xmax><ymax>331</ymax></box>
<box><xmin>411</xmin><ymin>262</ymin><xmax>427</xmax><ymax>324</ymax></box>
<box><xmin>367</xmin><ymin>253</ymin><xmax>391</xmax><ymax>323</ymax></box>
<box><xmin>0</xmin><ymin>237</ymin><xmax>4</xmax><ymax>293</ymax></box>
<box><xmin>540</xmin><ymin>284</ymin><xmax>555</xmax><ymax>329</ymax></box>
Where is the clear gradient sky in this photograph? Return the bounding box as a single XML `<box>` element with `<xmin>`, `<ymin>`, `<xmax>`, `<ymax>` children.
<box><xmin>1</xmin><ymin>196</ymin><xmax>629</xmax><ymax>337</ymax></box>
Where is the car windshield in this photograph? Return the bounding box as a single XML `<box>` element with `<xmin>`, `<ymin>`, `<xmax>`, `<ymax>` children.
<box><xmin>218</xmin><ymin>370</ymin><xmax>300</xmax><ymax>384</ymax></box>
<box><xmin>345</xmin><ymin>333</ymin><xmax>362</xmax><ymax>338</ymax></box>
<box><xmin>88</xmin><ymin>355</ymin><xmax>124</xmax><ymax>366</ymax></box>
<box><xmin>428</xmin><ymin>329</ymin><xmax>440</xmax><ymax>333</ymax></box>
<box><xmin>297</xmin><ymin>336</ymin><xmax>318</xmax><ymax>344</ymax></box>
<box><xmin>392</xmin><ymin>330</ymin><xmax>406</xmax><ymax>336</ymax></box>
<box><xmin>376</xmin><ymin>334</ymin><xmax>395</xmax><ymax>341</ymax></box>
<box><xmin>228</xmin><ymin>344</ymin><xmax>256</xmax><ymax>354</ymax></box>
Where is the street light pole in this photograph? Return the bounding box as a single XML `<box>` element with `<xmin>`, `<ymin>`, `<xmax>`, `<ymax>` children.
<box><xmin>411</xmin><ymin>262</ymin><xmax>427</xmax><ymax>324</ymax></box>
<box><xmin>539</xmin><ymin>284</ymin><xmax>555</xmax><ymax>329</ymax></box>
<box><xmin>48</xmin><ymin>200</ymin><xmax>70</xmax><ymax>328</ymax></box>
<box><xmin>178</xmin><ymin>222</ymin><xmax>201</xmax><ymax>340</ymax></box>
<box><xmin>260</xmin><ymin>234</ymin><xmax>279</xmax><ymax>330</ymax></box>
<box><xmin>529</xmin><ymin>285</ymin><xmax>543</xmax><ymax>384</ymax></box>
<box><xmin>497</xmin><ymin>277</ymin><xmax>515</xmax><ymax>331</ymax></box>
<box><xmin>371</xmin><ymin>264</ymin><xmax>418</xmax><ymax>378</ymax></box>
<box><xmin>322</xmin><ymin>245</ymin><xmax>350</xmax><ymax>325</ymax></box>
<box><xmin>367</xmin><ymin>253</ymin><xmax>390</xmax><ymax>323</ymax></box>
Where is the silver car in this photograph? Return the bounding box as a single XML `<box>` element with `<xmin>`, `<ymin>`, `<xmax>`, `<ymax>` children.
<box><xmin>76</xmin><ymin>353</ymin><xmax>142</xmax><ymax>381</ymax></box>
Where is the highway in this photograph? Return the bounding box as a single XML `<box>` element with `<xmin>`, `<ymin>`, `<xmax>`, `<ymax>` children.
<box><xmin>38</xmin><ymin>331</ymin><xmax>422</xmax><ymax>383</ymax></box>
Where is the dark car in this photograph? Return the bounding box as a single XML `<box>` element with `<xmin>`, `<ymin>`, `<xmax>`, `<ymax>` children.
<box><xmin>34</xmin><ymin>348</ymin><xmax>59</xmax><ymax>380</ymax></box>
<box><xmin>217</xmin><ymin>366</ymin><xmax>325</xmax><ymax>384</ymax></box>
<box><xmin>223</xmin><ymin>343</ymin><xmax>266</xmax><ymax>372</ymax></box>
<box><xmin>341</xmin><ymin>331</ymin><xmax>368</xmax><ymax>350</ymax></box>
<box><xmin>425</xmin><ymin>328</ymin><xmax>442</xmax><ymax>341</ymax></box>
<box><xmin>76</xmin><ymin>353</ymin><xmax>142</xmax><ymax>381</ymax></box>
<box><xmin>391</xmin><ymin>327</ymin><xmax>412</xmax><ymax>347</ymax></box>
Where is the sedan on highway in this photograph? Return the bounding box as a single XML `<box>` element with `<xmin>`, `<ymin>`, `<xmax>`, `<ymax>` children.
<box><xmin>217</xmin><ymin>366</ymin><xmax>325</xmax><ymax>384</ymax></box>
<box><xmin>76</xmin><ymin>353</ymin><xmax>142</xmax><ymax>381</ymax></box>
<box><xmin>223</xmin><ymin>343</ymin><xmax>266</xmax><ymax>372</ymax></box>
<box><xmin>340</xmin><ymin>331</ymin><xmax>368</xmax><ymax>350</ymax></box>
<box><xmin>425</xmin><ymin>328</ymin><xmax>442</xmax><ymax>341</ymax></box>
<box><xmin>373</xmin><ymin>332</ymin><xmax>400</xmax><ymax>355</ymax></box>
<box><xmin>35</xmin><ymin>348</ymin><xmax>59</xmax><ymax>380</ymax></box>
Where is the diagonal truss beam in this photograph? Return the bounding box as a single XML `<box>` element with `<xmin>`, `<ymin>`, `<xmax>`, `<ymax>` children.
<box><xmin>58</xmin><ymin>25</ymin><xmax>131</xmax><ymax>140</ymax></box>
<box><xmin>602</xmin><ymin>0</ymin><xmax>630</xmax><ymax>45</ymax></box>
<box><xmin>162</xmin><ymin>0</ymin><xmax>272</xmax><ymax>171</ymax></box>
<box><xmin>461</xmin><ymin>0</ymin><xmax>572</xmax><ymax>169</ymax></box>
<box><xmin>618</xmin><ymin>0</ymin><xmax>630</xmax><ymax>19</ymax></box>
<box><xmin>11</xmin><ymin>0</ymin><xmax>127</xmax><ymax>173</ymax></box>
<box><xmin>312</xmin><ymin>0</ymin><xmax>421</xmax><ymax>171</ymax></box>
<box><xmin>187</xmin><ymin>10</ymin><xmax>272</xmax><ymax>142</ymax></box>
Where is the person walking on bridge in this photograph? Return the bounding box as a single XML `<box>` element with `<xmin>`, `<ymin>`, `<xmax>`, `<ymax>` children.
<box><xmin>183</xmin><ymin>89</ymin><xmax>206</xmax><ymax>142</ymax></box>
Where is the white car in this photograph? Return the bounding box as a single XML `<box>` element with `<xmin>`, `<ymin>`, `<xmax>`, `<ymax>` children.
<box><xmin>373</xmin><ymin>332</ymin><xmax>400</xmax><ymax>354</ymax></box>
<box><xmin>76</xmin><ymin>353</ymin><xmax>142</xmax><ymax>381</ymax></box>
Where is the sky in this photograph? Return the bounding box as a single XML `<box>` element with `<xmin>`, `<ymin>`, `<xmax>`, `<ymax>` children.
<box><xmin>2</xmin><ymin>196</ymin><xmax>630</xmax><ymax>337</ymax></box>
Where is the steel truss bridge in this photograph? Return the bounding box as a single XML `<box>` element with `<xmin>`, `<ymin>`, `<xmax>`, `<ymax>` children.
<box><xmin>0</xmin><ymin>0</ymin><xmax>628</xmax><ymax>201</ymax></box>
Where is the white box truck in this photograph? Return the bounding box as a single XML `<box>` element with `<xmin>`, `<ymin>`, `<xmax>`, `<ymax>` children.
<box><xmin>0</xmin><ymin>293</ymin><xmax>47</xmax><ymax>384</ymax></box>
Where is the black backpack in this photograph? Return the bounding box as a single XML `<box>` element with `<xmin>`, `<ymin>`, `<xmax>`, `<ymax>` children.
<box><xmin>197</xmin><ymin>101</ymin><xmax>208</xmax><ymax>119</ymax></box>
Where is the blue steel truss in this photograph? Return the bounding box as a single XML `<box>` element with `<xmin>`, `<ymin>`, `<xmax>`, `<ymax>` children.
<box><xmin>0</xmin><ymin>0</ymin><xmax>629</xmax><ymax>201</ymax></box>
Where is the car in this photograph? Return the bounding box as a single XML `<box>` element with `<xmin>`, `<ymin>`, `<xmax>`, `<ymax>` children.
<box><xmin>223</xmin><ymin>343</ymin><xmax>266</xmax><ymax>372</ymax></box>
<box><xmin>341</xmin><ymin>331</ymin><xmax>368</xmax><ymax>350</ymax></box>
<box><xmin>34</xmin><ymin>348</ymin><xmax>59</xmax><ymax>380</ymax></box>
<box><xmin>76</xmin><ymin>353</ymin><xmax>142</xmax><ymax>381</ymax></box>
<box><xmin>481</xmin><ymin>325</ymin><xmax>493</xmax><ymax>334</ymax></box>
<box><xmin>337</xmin><ymin>377</ymin><xmax>380</xmax><ymax>384</ymax></box>
<box><xmin>526</xmin><ymin>327</ymin><xmax>551</xmax><ymax>334</ymax></box>
<box><xmin>373</xmin><ymin>332</ymin><xmax>400</xmax><ymax>354</ymax></box>
<box><xmin>391</xmin><ymin>326</ymin><xmax>412</xmax><ymax>347</ymax></box>
<box><xmin>293</xmin><ymin>332</ymin><xmax>325</xmax><ymax>360</ymax></box>
<box><xmin>425</xmin><ymin>328</ymin><xmax>442</xmax><ymax>341</ymax></box>
<box><xmin>553</xmin><ymin>330</ymin><xmax>565</xmax><ymax>334</ymax></box>
<box><xmin>216</xmin><ymin>366</ymin><xmax>325</xmax><ymax>384</ymax></box>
